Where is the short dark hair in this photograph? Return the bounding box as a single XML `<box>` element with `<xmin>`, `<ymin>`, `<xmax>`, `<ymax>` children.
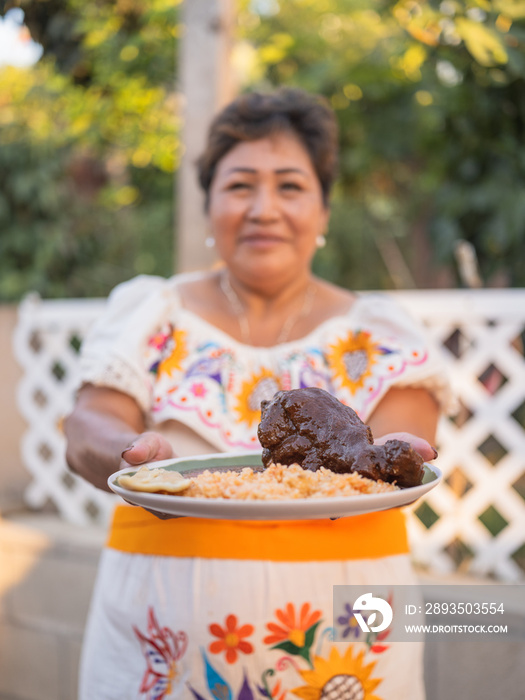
<box><xmin>197</xmin><ymin>87</ymin><xmax>339</xmax><ymax>210</ymax></box>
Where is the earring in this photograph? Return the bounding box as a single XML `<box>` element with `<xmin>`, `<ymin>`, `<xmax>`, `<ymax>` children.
<box><xmin>316</xmin><ymin>235</ymin><xmax>326</xmax><ymax>248</ymax></box>
<box><xmin>205</xmin><ymin>236</ymin><xmax>215</xmax><ymax>248</ymax></box>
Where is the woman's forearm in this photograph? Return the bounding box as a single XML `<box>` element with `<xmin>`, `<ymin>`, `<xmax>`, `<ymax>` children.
<box><xmin>65</xmin><ymin>385</ymin><xmax>177</xmax><ymax>491</ymax></box>
<box><xmin>65</xmin><ymin>407</ymin><xmax>141</xmax><ymax>491</ymax></box>
<box><xmin>64</xmin><ymin>385</ymin><xmax>145</xmax><ymax>491</ymax></box>
<box><xmin>368</xmin><ymin>387</ymin><xmax>440</xmax><ymax>445</ymax></box>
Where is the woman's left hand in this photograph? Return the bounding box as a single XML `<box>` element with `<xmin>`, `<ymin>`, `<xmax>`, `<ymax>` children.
<box><xmin>374</xmin><ymin>432</ymin><xmax>438</xmax><ymax>462</ymax></box>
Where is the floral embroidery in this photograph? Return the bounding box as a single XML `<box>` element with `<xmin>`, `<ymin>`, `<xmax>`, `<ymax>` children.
<box><xmin>335</xmin><ymin>595</ymin><xmax>392</xmax><ymax>654</ymax></box>
<box><xmin>190</xmin><ymin>382</ymin><xmax>208</xmax><ymax>398</ymax></box>
<box><xmin>235</xmin><ymin>369</ymin><xmax>282</xmax><ymax>427</ymax></box>
<box><xmin>264</xmin><ymin>603</ymin><xmax>322</xmax><ymax>665</ymax></box>
<box><xmin>155</xmin><ymin>328</ymin><xmax>188</xmax><ymax>378</ymax></box>
<box><xmin>133</xmin><ymin>607</ymin><xmax>187</xmax><ymax>699</ymax></box>
<box><xmin>188</xmin><ymin>600</ymin><xmax>387</xmax><ymax>700</ymax></box>
<box><xmin>291</xmin><ymin>646</ymin><xmax>383</xmax><ymax>700</ymax></box>
<box><xmin>143</xmin><ymin>306</ymin><xmax>433</xmax><ymax>451</ymax></box>
<box><xmin>367</xmin><ymin>628</ymin><xmax>391</xmax><ymax>655</ymax></box>
<box><xmin>148</xmin><ymin>325</ymin><xmax>173</xmax><ymax>351</ymax></box>
<box><xmin>326</xmin><ymin>330</ymin><xmax>385</xmax><ymax>394</ymax></box>
<box><xmin>268</xmin><ymin>678</ymin><xmax>287</xmax><ymax>700</ymax></box>
<box><xmin>365</xmin><ymin>594</ymin><xmax>393</xmax><ymax>654</ymax></box>
<box><xmin>209</xmin><ymin>614</ymin><xmax>255</xmax><ymax>664</ymax></box>
<box><xmin>337</xmin><ymin>603</ymin><xmax>368</xmax><ymax>640</ymax></box>
<box><xmin>297</xmin><ymin>355</ymin><xmax>332</xmax><ymax>393</ymax></box>
<box><xmin>259</xmin><ymin>671</ymin><xmax>288</xmax><ymax>700</ymax></box>
<box><xmin>188</xmin><ymin>650</ymin><xmax>257</xmax><ymax>700</ymax></box>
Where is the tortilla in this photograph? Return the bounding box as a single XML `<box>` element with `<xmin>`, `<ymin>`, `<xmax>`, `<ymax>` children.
<box><xmin>118</xmin><ymin>466</ymin><xmax>192</xmax><ymax>494</ymax></box>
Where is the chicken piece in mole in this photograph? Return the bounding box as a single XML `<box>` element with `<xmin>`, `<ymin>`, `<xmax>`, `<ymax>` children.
<box><xmin>257</xmin><ymin>387</ymin><xmax>424</xmax><ymax>488</ymax></box>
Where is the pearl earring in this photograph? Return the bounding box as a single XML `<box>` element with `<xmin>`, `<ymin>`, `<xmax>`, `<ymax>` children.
<box><xmin>316</xmin><ymin>235</ymin><xmax>326</xmax><ymax>248</ymax></box>
<box><xmin>205</xmin><ymin>237</ymin><xmax>215</xmax><ymax>248</ymax></box>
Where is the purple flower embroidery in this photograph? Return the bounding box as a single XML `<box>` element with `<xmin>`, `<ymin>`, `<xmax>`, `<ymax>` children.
<box><xmin>337</xmin><ymin>603</ymin><xmax>368</xmax><ymax>640</ymax></box>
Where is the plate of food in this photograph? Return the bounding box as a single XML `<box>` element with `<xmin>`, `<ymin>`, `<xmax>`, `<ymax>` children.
<box><xmin>108</xmin><ymin>388</ymin><xmax>443</xmax><ymax>520</ymax></box>
<box><xmin>108</xmin><ymin>451</ymin><xmax>442</xmax><ymax>520</ymax></box>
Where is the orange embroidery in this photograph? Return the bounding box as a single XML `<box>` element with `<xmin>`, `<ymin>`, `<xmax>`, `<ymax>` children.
<box><xmin>208</xmin><ymin>614</ymin><xmax>254</xmax><ymax>664</ymax></box>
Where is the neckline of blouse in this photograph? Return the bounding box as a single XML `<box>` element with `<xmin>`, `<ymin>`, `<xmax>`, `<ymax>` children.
<box><xmin>173</xmin><ymin>293</ymin><xmax>367</xmax><ymax>351</ymax></box>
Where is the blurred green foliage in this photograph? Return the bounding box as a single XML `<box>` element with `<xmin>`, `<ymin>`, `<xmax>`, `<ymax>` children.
<box><xmin>0</xmin><ymin>0</ymin><xmax>179</xmax><ymax>300</ymax></box>
<box><xmin>235</xmin><ymin>0</ymin><xmax>525</xmax><ymax>290</ymax></box>
<box><xmin>1</xmin><ymin>0</ymin><xmax>524</xmax><ymax>299</ymax></box>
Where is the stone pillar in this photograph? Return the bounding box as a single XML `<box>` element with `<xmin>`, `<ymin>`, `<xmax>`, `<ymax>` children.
<box><xmin>176</xmin><ymin>0</ymin><xmax>237</xmax><ymax>273</ymax></box>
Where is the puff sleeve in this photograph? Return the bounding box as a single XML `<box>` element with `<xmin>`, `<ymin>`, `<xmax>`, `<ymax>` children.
<box><xmin>78</xmin><ymin>275</ymin><xmax>175</xmax><ymax>414</ymax></box>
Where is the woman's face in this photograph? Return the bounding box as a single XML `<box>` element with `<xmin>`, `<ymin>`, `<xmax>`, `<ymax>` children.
<box><xmin>207</xmin><ymin>131</ymin><xmax>330</xmax><ymax>290</ymax></box>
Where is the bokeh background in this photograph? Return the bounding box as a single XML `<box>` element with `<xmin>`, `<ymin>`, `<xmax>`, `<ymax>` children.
<box><xmin>1</xmin><ymin>0</ymin><xmax>524</xmax><ymax>300</ymax></box>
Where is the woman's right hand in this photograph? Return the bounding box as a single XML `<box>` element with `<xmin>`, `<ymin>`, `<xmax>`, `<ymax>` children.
<box><xmin>119</xmin><ymin>431</ymin><xmax>180</xmax><ymax>519</ymax></box>
<box><xmin>119</xmin><ymin>431</ymin><xmax>175</xmax><ymax>469</ymax></box>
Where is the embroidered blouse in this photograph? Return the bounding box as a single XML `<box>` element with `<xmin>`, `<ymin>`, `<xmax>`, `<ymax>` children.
<box><xmin>78</xmin><ymin>273</ymin><xmax>454</xmax><ymax>453</ymax></box>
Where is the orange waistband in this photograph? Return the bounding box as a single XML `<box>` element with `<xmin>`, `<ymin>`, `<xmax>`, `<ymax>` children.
<box><xmin>106</xmin><ymin>504</ymin><xmax>409</xmax><ymax>561</ymax></box>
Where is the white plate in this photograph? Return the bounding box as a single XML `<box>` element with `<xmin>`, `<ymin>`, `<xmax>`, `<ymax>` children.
<box><xmin>108</xmin><ymin>451</ymin><xmax>442</xmax><ymax>520</ymax></box>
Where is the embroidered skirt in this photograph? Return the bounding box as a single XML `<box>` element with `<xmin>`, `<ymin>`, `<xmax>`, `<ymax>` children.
<box><xmin>79</xmin><ymin>505</ymin><xmax>425</xmax><ymax>700</ymax></box>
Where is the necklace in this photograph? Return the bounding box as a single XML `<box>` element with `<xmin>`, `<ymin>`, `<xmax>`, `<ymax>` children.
<box><xmin>219</xmin><ymin>270</ymin><xmax>316</xmax><ymax>345</ymax></box>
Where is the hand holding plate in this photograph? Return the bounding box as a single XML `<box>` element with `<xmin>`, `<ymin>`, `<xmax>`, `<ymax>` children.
<box><xmin>374</xmin><ymin>432</ymin><xmax>438</xmax><ymax>463</ymax></box>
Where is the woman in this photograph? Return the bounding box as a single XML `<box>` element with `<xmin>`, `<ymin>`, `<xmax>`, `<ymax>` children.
<box><xmin>65</xmin><ymin>88</ymin><xmax>452</xmax><ymax>700</ymax></box>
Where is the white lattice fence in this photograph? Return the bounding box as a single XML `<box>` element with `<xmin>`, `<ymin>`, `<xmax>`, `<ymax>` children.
<box><xmin>12</xmin><ymin>289</ymin><xmax>525</xmax><ymax>580</ymax></box>
<box><xmin>13</xmin><ymin>294</ymin><xmax>114</xmax><ymax>526</ymax></box>
<box><xmin>393</xmin><ymin>290</ymin><xmax>525</xmax><ymax>583</ymax></box>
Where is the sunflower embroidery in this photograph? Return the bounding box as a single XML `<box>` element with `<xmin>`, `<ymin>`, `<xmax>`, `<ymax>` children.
<box><xmin>234</xmin><ymin>369</ymin><xmax>281</xmax><ymax>427</ymax></box>
<box><xmin>325</xmin><ymin>331</ymin><xmax>383</xmax><ymax>394</ymax></box>
<box><xmin>155</xmin><ymin>328</ymin><xmax>188</xmax><ymax>378</ymax></box>
<box><xmin>208</xmin><ymin>613</ymin><xmax>254</xmax><ymax>664</ymax></box>
<box><xmin>291</xmin><ymin>645</ymin><xmax>383</xmax><ymax>700</ymax></box>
